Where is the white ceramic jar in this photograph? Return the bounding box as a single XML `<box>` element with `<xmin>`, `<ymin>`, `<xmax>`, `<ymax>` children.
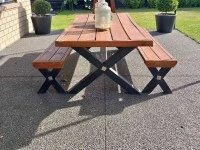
<box><xmin>95</xmin><ymin>0</ymin><xmax>111</xmax><ymax>30</ymax></box>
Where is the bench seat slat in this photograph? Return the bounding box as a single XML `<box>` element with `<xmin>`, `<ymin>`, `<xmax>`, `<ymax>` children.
<box><xmin>139</xmin><ymin>47</ymin><xmax>160</xmax><ymax>61</ymax></box>
<box><xmin>61</xmin><ymin>47</ymin><xmax>73</xmax><ymax>61</ymax></box>
<box><xmin>139</xmin><ymin>28</ymin><xmax>175</xmax><ymax>59</ymax></box>
<box><xmin>32</xmin><ymin>44</ymin><xmax>72</xmax><ymax>69</ymax></box>
<box><xmin>141</xmin><ymin>28</ymin><xmax>174</xmax><ymax>60</ymax></box>
<box><xmin>137</xmin><ymin>28</ymin><xmax>177</xmax><ymax>68</ymax></box>
<box><xmin>37</xmin><ymin>44</ymin><xmax>59</xmax><ymax>61</ymax></box>
<box><xmin>33</xmin><ymin>44</ymin><xmax>56</xmax><ymax>61</ymax></box>
<box><xmin>50</xmin><ymin>47</ymin><xmax>70</xmax><ymax>61</ymax></box>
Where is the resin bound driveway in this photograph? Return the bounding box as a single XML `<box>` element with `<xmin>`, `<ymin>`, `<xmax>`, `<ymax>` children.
<box><xmin>0</xmin><ymin>30</ymin><xmax>200</xmax><ymax>150</ymax></box>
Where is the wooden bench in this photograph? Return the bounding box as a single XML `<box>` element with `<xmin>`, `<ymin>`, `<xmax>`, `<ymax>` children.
<box><xmin>32</xmin><ymin>43</ymin><xmax>73</xmax><ymax>93</ymax></box>
<box><xmin>137</xmin><ymin>28</ymin><xmax>177</xmax><ymax>94</ymax></box>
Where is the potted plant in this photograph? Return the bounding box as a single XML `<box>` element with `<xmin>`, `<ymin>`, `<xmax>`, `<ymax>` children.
<box><xmin>155</xmin><ymin>0</ymin><xmax>179</xmax><ymax>33</ymax></box>
<box><xmin>31</xmin><ymin>0</ymin><xmax>52</xmax><ymax>34</ymax></box>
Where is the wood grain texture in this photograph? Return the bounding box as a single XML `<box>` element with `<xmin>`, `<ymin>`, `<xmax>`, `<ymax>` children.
<box><xmin>137</xmin><ymin>28</ymin><xmax>177</xmax><ymax>68</ymax></box>
<box><xmin>110</xmin><ymin>13</ymin><xmax>129</xmax><ymax>41</ymax></box>
<box><xmin>139</xmin><ymin>27</ymin><xmax>175</xmax><ymax>59</ymax></box>
<box><xmin>56</xmin><ymin>14</ymin><xmax>88</xmax><ymax>42</ymax></box>
<box><xmin>61</xmin><ymin>14</ymin><xmax>88</xmax><ymax>42</ymax></box>
<box><xmin>96</xmin><ymin>28</ymin><xmax>112</xmax><ymax>41</ymax></box>
<box><xmin>32</xmin><ymin>44</ymin><xmax>73</xmax><ymax>69</ymax></box>
<box><xmin>78</xmin><ymin>14</ymin><xmax>96</xmax><ymax>41</ymax></box>
<box><xmin>55</xmin><ymin>13</ymin><xmax>153</xmax><ymax>47</ymax></box>
<box><xmin>117</xmin><ymin>13</ymin><xmax>146</xmax><ymax>40</ymax></box>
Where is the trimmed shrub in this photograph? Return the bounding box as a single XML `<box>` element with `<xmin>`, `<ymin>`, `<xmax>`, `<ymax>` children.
<box><xmin>157</xmin><ymin>0</ymin><xmax>179</xmax><ymax>13</ymax></box>
<box><xmin>147</xmin><ymin>0</ymin><xmax>157</xmax><ymax>8</ymax></box>
<box><xmin>121</xmin><ymin>0</ymin><xmax>142</xmax><ymax>8</ymax></box>
<box><xmin>32</xmin><ymin>0</ymin><xmax>51</xmax><ymax>16</ymax></box>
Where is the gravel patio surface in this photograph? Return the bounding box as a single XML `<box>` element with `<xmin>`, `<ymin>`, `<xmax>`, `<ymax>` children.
<box><xmin>0</xmin><ymin>30</ymin><xmax>200</xmax><ymax>150</ymax></box>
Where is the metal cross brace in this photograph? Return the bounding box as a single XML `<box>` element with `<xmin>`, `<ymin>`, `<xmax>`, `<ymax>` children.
<box><xmin>38</xmin><ymin>69</ymin><xmax>66</xmax><ymax>94</ymax></box>
<box><xmin>142</xmin><ymin>68</ymin><xmax>172</xmax><ymax>94</ymax></box>
<box><xmin>67</xmin><ymin>47</ymin><xmax>140</xmax><ymax>94</ymax></box>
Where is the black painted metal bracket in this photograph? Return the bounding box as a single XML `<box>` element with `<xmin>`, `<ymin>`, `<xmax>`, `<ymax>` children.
<box><xmin>142</xmin><ymin>68</ymin><xmax>172</xmax><ymax>94</ymax></box>
<box><xmin>68</xmin><ymin>47</ymin><xmax>140</xmax><ymax>94</ymax></box>
<box><xmin>38</xmin><ymin>69</ymin><xmax>66</xmax><ymax>94</ymax></box>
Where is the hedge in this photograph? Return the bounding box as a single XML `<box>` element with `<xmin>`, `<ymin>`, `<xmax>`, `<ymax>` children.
<box><xmin>120</xmin><ymin>0</ymin><xmax>200</xmax><ymax>8</ymax></box>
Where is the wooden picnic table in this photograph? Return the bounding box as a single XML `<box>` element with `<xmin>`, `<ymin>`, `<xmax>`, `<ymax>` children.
<box><xmin>55</xmin><ymin>13</ymin><xmax>153</xmax><ymax>47</ymax></box>
<box><xmin>54</xmin><ymin>13</ymin><xmax>153</xmax><ymax>94</ymax></box>
<box><xmin>33</xmin><ymin>11</ymin><xmax>177</xmax><ymax>94</ymax></box>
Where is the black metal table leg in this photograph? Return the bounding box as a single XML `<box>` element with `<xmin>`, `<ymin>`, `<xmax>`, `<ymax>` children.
<box><xmin>142</xmin><ymin>68</ymin><xmax>172</xmax><ymax>94</ymax></box>
<box><xmin>68</xmin><ymin>69</ymin><xmax>103</xmax><ymax>94</ymax></box>
<box><xmin>106</xmin><ymin>68</ymin><xmax>140</xmax><ymax>94</ymax></box>
<box><xmin>68</xmin><ymin>47</ymin><xmax>104</xmax><ymax>94</ymax></box>
<box><xmin>38</xmin><ymin>69</ymin><xmax>66</xmax><ymax>94</ymax></box>
<box><xmin>69</xmin><ymin>47</ymin><xmax>140</xmax><ymax>94</ymax></box>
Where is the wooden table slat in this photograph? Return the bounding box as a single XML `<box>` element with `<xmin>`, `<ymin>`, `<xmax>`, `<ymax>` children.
<box><xmin>117</xmin><ymin>13</ymin><xmax>146</xmax><ymax>40</ymax></box>
<box><xmin>78</xmin><ymin>14</ymin><xmax>96</xmax><ymax>41</ymax></box>
<box><xmin>110</xmin><ymin>13</ymin><xmax>129</xmax><ymax>41</ymax></box>
<box><xmin>56</xmin><ymin>14</ymin><xmax>88</xmax><ymax>42</ymax></box>
<box><xmin>56</xmin><ymin>14</ymin><xmax>89</xmax><ymax>45</ymax></box>
<box><xmin>55</xmin><ymin>13</ymin><xmax>153</xmax><ymax>47</ymax></box>
<box><xmin>96</xmin><ymin>29</ymin><xmax>112</xmax><ymax>41</ymax></box>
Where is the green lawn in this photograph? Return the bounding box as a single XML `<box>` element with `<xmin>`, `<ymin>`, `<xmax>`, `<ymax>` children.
<box><xmin>52</xmin><ymin>10</ymin><xmax>89</xmax><ymax>31</ymax></box>
<box><xmin>52</xmin><ymin>8</ymin><xmax>200</xmax><ymax>43</ymax></box>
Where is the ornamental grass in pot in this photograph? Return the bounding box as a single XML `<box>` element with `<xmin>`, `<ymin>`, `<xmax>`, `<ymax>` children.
<box><xmin>156</xmin><ymin>0</ymin><xmax>179</xmax><ymax>33</ymax></box>
<box><xmin>31</xmin><ymin>0</ymin><xmax>52</xmax><ymax>34</ymax></box>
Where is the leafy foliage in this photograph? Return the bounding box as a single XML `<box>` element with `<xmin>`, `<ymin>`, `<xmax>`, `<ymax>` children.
<box><xmin>140</xmin><ymin>0</ymin><xmax>148</xmax><ymax>7</ymax></box>
<box><xmin>147</xmin><ymin>0</ymin><xmax>157</xmax><ymax>8</ymax></box>
<box><xmin>178</xmin><ymin>0</ymin><xmax>200</xmax><ymax>7</ymax></box>
<box><xmin>120</xmin><ymin>0</ymin><xmax>200</xmax><ymax>8</ymax></box>
<box><xmin>84</xmin><ymin>0</ymin><xmax>93</xmax><ymax>10</ymax></box>
<box><xmin>32</xmin><ymin>0</ymin><xmax>51</xmax><ymax>16</ymax></box>
<box><xmin>60</xmin><ymin>0</ymin><xmax>78</xmax><ymax>10</ymax></box>
<box><xmin>121</xmin><ymin>0</ymin><xmax>142</xmax><ymax>8</ymax></box>
<box><xmin>157</xmin><ymin>0</ymin><xmax>179</xmax><ymax>13</ymax></box>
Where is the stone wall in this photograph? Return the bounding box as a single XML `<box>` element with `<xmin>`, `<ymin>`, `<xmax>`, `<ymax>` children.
<box><xmin>0</xmin><ymin>0</ymin><xmax>32</xmax><ymax>51</ymax></box>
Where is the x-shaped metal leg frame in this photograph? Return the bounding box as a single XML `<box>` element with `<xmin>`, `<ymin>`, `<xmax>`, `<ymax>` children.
<box><xmin>38</xmin><ymin>69</ymin><xmax>66</xmax><ymax>94</ymax></box>
<box><xmin>68</xmin><ymin>47</ymin><xmax>140</xmax><ymax>94</ymax></box>
<box><xmin>142</xmin><ymin>68</ymin><xmax>172</xmax><ymax>94</ymax></box>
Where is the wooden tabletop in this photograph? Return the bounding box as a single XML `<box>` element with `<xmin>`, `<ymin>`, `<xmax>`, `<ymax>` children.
<box><xmin>55</xmin><ymin>13</ymin><xmax>153</xmax><ymax>48</ymax></box>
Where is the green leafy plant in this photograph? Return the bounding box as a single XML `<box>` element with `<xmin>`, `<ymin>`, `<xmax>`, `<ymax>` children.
<box><xmin>84</xmin><ymin>0</ymin><xmax>92</xmax><ymax>10</ymax></box>
<box><xmin>178</xmin><ymin>0</ymin><xmax>200</xmax><ymax>7</ymax></box>
<box><xmin>121</xmin><ymin>0</ymin><xmax>142</xmax><ymax>8</ymax></box>
<box><xmin>147</xmin><ymin>0</ymin><xmax>157</xmax><ymax>8</ymax></box>
<box><xmin>32</xmin><ymin>0</ymin><xmax>51</xmax><ymax>16</ymax></box>
<box><xmin>157</xmin><ymin>0</ymin><xmax>179</xmax><ymax>14</ymax></box>
<box><xmin>60</xmin><ymin>0</ymin><xmax>78</xmax><ymax>10</ymax></box>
